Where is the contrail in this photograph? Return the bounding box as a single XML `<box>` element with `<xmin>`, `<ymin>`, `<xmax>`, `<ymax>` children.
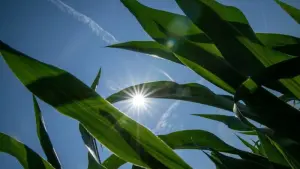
<box><xmin>154</xmin><ymin>100</ymin><xmax>180</xmax><ymax>134</ymax></box>
<box><xmin>47</xmin><ymin>0</ymin><xmax>118</xmax><ymax>44</ymax></box>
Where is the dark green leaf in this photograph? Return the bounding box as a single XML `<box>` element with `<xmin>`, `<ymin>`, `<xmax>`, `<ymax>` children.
<box><xmin>87</xmin><ymin>153</ymin><xmax>107</xmax><ymax>169</ymax></box>
<box><xmin>235</xmin><ymin>78</ymin><xmax>300</xmax><ymax>142</ymax></box>
<box><xmin>158</xmin><ymin>130</ymin><xmax>237</xmax><ymax>152</ymax></box>
<box><xmin>256</xmin><ymin>33</ymin><xmax>300</xmax><ymax>56</ymax></box>
<box><xmin>192</xmin><ymin>114</ymin><xmax>252</xmax><ymax>131</ymax></box>
<box><xmin>107</xmin><ymin>81</ymin><xmax>234</xmax><ymax>111</ymax></box>
<box><xmin>275</xmin><ymin>0</ymin><xmax>300</xmax><ymax>24</ymax></box>
<box><xmin>33</xmin><ymin>96</ymin><xmax>61</xmax><ymax>169</ymax></box>
<box><xmin>132</xmin><ymin>165</ymin><xmax>144</xmax><ymax>169</ymax></box>
<box><xmin>0</xmin><ymin>41</ymin><xmax>191</xmax><ymax>169</ymax></box>
<box><xmin>257</xmin><ymin>132</ymin><xmax>288</xmax><ymax>166</ymax></box>
<box><xmin>102</xmin><ymin>154</ymin><xmax>126</xmax><ymax>169</ymax></box>
<box><xmin>0</xmin><ymin>132</ymin><xmax>54</xmax><ymax>169</ymax></box>
<box><xmin>176</xmin><ymin>0</ymin><xmax>300</xmax><ymax>98</ymax></box>
<box><xmin>211</xmin><ymin>151</ymin><xmax>272</xmax><ymax>169</ymax></box>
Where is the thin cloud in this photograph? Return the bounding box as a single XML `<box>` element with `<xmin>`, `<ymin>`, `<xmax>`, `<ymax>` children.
<box><xmin>154</xmin><ymin>100</ymin><xmax>180</xmax><ymax>134</ymax></box>
<box><xmin>47</xmin><ymin>0</ymin><xmax>118</xmax><ymax>44</ymax></box>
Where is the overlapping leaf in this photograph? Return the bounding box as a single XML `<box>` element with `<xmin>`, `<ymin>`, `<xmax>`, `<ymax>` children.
<box><xmin>79</xmin><ymin>68</ymin><xmax>102</xmax><ymax>165</ymax></box>
<box><xmin>33</xmin><ymin>96</ymin><xmax>61</xmax><ymax>169</ymax></box>
<box><xmin>102</xmin><ymin>154</ymin><xmax>126</xmax><ymax>169</ymax></box>
<box><xmin>0</xmin><ymin>41</ymin><xmax>191</xmax><ymax>169</ymax></box>
<box><xmin>176</xmin><ymin>0</ymin><xmax>300</xmax><ymax>99</ymax></box>
<box><xmin>0</xmin><ymin>132</ymin><xmax>54</xmax><ymax>169</ymax></box>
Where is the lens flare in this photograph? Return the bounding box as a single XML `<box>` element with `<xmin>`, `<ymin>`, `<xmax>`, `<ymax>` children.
<box><xmin>132</xmin><ymin>94</ymin><xmax>146</xmax><ymax>107</ymax></box>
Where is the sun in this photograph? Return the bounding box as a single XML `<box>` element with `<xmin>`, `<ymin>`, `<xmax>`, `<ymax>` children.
<box><xmin>132</xmin><ymin>94</ymin><xmax>146</xmax><ymax>107</ymax></box>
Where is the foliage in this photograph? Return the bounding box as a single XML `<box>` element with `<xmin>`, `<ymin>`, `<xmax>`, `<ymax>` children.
<box><xmin>1</xmin><ymin>0</ymin><xmax>300</xmax><ymax>168</ymax></box>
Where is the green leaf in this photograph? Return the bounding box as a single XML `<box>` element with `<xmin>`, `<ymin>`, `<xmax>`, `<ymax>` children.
<box><xmin>132</xmin><ymin>165</ymin><xmax>144</xmax><ymax>169</ymax></box>
<box><xmin>107</xmin><ymin>81</ymin><xmax>234</xmax><ymax>111</ymax></box>
<box><xmin>158</xmin><ymin>130</ymin><xmax>236</xmax><ymax>152</ymax></box>
<box><xmin>0</xmin><ymin>132</ymin><xmax>54</xmax><ymax>169</ymax></box>
<box><xmin>234</xmin><ymin>78</ymin><xmax>300</xmax><ymax>143</ymax></box>
<box><xmin>33</xmin><ymin>96</ymin><xmax>61</xmax><ymax>169</ymax></box>
<box><xmin>275</xmin><ymin>0</ymin><xmax>300</xmax><ymax>24</ymax></box>
<box><xmin>121</xmin><ymin>0</ymin><xmax>243</xmax><ymax>94</ymax></box>
<box><xmin>87</xmin><ymin>153</ymin><xmax>107</xmax><ymax>169</ymax></box>
<box><xmin>256</xmin><ymin>33</ymin><xmax>300</xmax><ymax>56</ymax></box>
<box><xmin>236</xmin><ymin>135</ymin><xmax>260</xmax><ymax>155</ymax></box>
<box><xmin>211</xmin><ymin>151</ymin><xmax>271</xmax><ymax>169</ymax></box>
<box><xmin>79</xmin><ymin>68</ymin><xmax>102</xmax><ymax>165</ymax></box>
<box><xmin>176</xmin><ymin>0</ymin><xmax>300</xmax><ymax>98</ymax></box>
<box><xmin>257</xmin><ymin>132</ymin><xmax>289</xmax><ymax>166</ymax></box>
<box><xmin>102</xmin><ymin>154</ymin><xmax>126</xmax><ymax>169</ymax></box>
<box><xmin>192</xmin><ymin>114</ymin><xmax>252</xmax><ymax>131</ymax></box>
<box><xmin>108</xmin><ymin>41</ymin><xmax>182</xmax><ymax>65</ymax></box>
<box><xmin>0</xmin><ymin>41</ymin><xmax>191</xmax><ymax>169</ymax></box>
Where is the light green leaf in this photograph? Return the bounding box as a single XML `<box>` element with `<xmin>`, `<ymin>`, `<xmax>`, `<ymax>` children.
<box><xmin>33</xmin><ymin>96</ymin><xmax>61</xmax><ymax>169</ymax></box>
<box><xmin>275</xmin><ymin>0</ymin><xmax>300</xmax><ymax>24</ymax></box>
<box><xmin>0</xmin><ymin>132</ymin><xmax>54</xmax><ymax>169</ymax></box>
<box><xmin>0</xmin><ymin>41</ymin><xmax>191</xmax><ymax>169</ymax></box>
<box><xmin>192</xmin><ymin>114</ymin><xmax>252</xmax><ymax>131</ymax></box>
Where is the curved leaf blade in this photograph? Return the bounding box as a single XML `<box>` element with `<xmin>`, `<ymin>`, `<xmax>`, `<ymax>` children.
<box><xmin>0</xmin><ymin>132</ymin><xmax>54</xmax><ymax>169</ymax></box>
<box><xmin>236</xmin><ymin>135</ymin><xmax>260</xmax><ymax>155</ymax></box>
<box><xmin>192</xmin><ymin>114</ymin><xmax>252</xmax><ymax>131</ymax></box>
<box><xmin>33</xmin><ymin>96</ymin><xmax>61</xmax><ymax>169</ymax></box>
<box><xmin>107</xmin><ymin>81</ymin><xmax>234</xmax><ymax>111</ymax></box>
<box><xmin>275</xmin><ymin>0</ymin><xmax>300</xmax><ymax>24</ymax></box>
<box><xmin>0</xmin><ymin>42</ymin><xmax>191</xmax><ymax>169</ymax></box>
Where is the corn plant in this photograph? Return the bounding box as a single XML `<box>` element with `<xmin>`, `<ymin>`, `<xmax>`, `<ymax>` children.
<box><xmin>0</xmin><ymin>0</ymin><xmax>300</xmax><ymax>168</ymax></box>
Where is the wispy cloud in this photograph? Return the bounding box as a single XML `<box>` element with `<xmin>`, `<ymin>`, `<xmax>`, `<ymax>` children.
<box><xmin>47</xmin><ymin>0</ymin><xmax>118</xmax><ymax>44</ymax></box>
<box><xmin>154</xmin><ymin>100</ymin><xmax>180</xmax><ymax>134</ymax></box>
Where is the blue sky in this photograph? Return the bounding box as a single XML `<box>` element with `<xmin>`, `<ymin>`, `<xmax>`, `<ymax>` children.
<box><xmin>0</xmin><ymin>0</ymin><xmax>299</xmax><ymax>169</ymax></box>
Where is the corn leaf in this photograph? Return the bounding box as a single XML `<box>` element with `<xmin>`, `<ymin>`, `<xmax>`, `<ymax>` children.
<box><xmin>107</xmin><ymin>81</ymin><xmax>233</xmax><ymax>111</ymax></box>
<box><xmin>234</xmin><ymin>79</ymin><xmax>300</xmax><ymax>143</ymax></box>
<box><xmin>102</xmin><ymin>154</ymin><xmax>126</xmax><ymax>169</ymax></box>
<box><xmin>33</xmin><ymin>96</ymin><xmax>61</xmax><ymax>169</ymax></box>
<box><xmin>176</xmin><ymin>0</ymin><xmax>300</xmax><ymax>99</ymax></box>
<box><xmin>87</xmin><ymin>153</ymin><xmax>107</xmax><ymax>169</ymax></box>
<box><xmin>236</xmin><ymin>135</ymin><xmax>260</xmax><ymax>155</ymax></box>
<box><xmin>0</xmin><ymin>132</ymin><xmax>54</xmax><ymax>169</ymax></box>
<box><xmin>120</xmin><ymin>0</ymin><xmax>242</xmax><ymax>94</ymax></box>
<box><xmin>108</xmin><ymin>41</ymin><xmax>182</xmax><ymax>65</ymax></box>
<box><xmin>0</xmin><ymin>41</ymin><xmax>191</xmax><ymax>169</ymax></box>
<box><xmin>192</xmin><ymin>114</ymin><xmax>252</xmax><ymax>131</ymax></box>
<box><xmin>256</xmin><ymin>33</ymin><xmax>300</xmax><ymax>56</ymax></box>
<box><xmin>275</xmin><ymin>0</ymin><xmax>300</xmax><ymax>24</ymax></box>
<box><xmin>257</xmin><ymin>132</ymin><xmax>288</xmax><ymax>166</ymax></box>
<box><xmin>79</xmin><ymin>68</ymin><xmax>102</xmax><ymax>165</ymax></box>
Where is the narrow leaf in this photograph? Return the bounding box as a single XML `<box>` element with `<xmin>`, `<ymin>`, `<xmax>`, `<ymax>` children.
<box><xmin>0</xmin><ymin>132</ymin><xmax>54</xmax><ymax>169</ymax></box>
<box><xmin>0</xmin><ymin>41</ymin><xmax>191</xmax><ymax>169</ymax></box>
<box><xmin>236</xmin><ymin>135</ymin><xmax>260</xmax><ymax>155</ymax></box>
<box><xmin>79</xmin><ymin>68</ymin><xmax>102</xmax><ymax>165</ymax></box>
<box><xmin>33</xmin><ymin>96</ymin><xmax>61</xmax><ymax>169</ymax></box>
<box><xmin>192</xmin><ymin>114</ymin><xmax>252</xmax><ymax>131</ymax></box>
<box><xmin>257</xmin><ymin>132</ymin><xmax>289</xmax><ymax>166</ymax></box>
<box><xmin>275</xmin><ymin>0</ymin><xmax>300</xmax><ymax>24</ymax></box>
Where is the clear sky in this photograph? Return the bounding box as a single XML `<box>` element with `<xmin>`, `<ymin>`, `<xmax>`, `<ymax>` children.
<box><xmin>0</xmin><ymin>0</ymin><xmax>299</xmax><ymax>169</ymax></box>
